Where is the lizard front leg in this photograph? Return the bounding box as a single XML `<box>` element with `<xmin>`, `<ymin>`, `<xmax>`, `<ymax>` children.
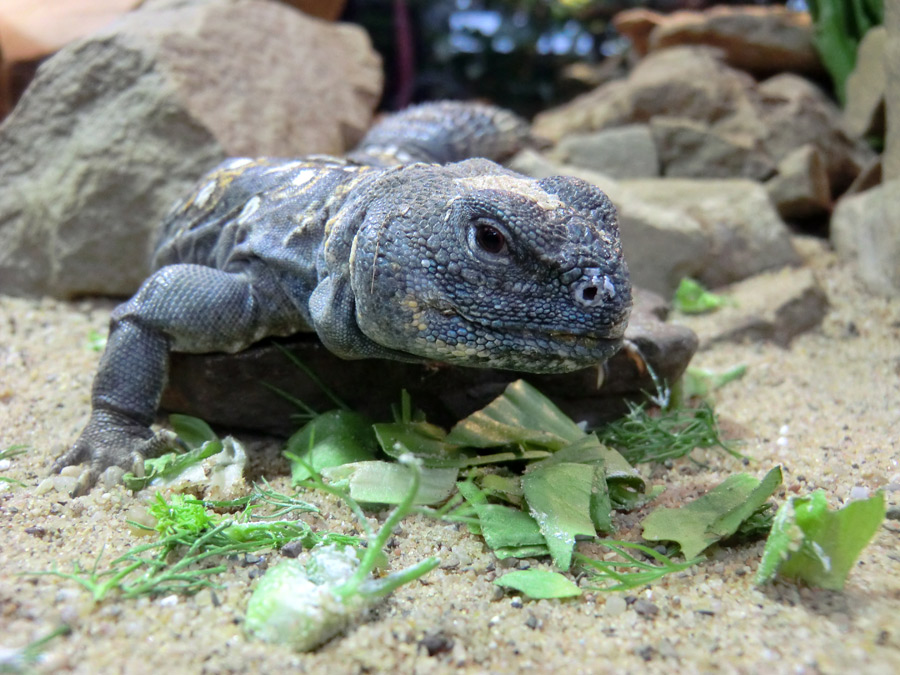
<box><xmin>53</xmin><ymin>263</ymin><xmax>295</xmax><ymax>495</ymax></box>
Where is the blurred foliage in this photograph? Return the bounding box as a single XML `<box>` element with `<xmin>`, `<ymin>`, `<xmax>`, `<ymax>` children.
<box><xmin>807</xmin><ymin>0</ymin><xmax>883</xmax><ymax>104</ymax></box>
<box><xmin>345</xmin><ymin>0</ymin><xmax>627</xmax><ymax>116</ymax></box>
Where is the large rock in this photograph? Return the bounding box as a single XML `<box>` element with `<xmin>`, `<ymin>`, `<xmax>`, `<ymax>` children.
<box><xmin>753</xmin><ymin>74</ymin><xmax>874</xmax><ymax>195</ymax></box>
<box><xmin>549</xmin><ymin>124</ymin><xmax>659</xmax><ymax>178</ymax></box>
<box><xmin>533</xmin><ymin>48</ymin><xmax>872</xmax><ymax>195</ymax></box>
<box><xmin>676</xmin><ymin>267</ymin><xmax>828</xmax><ymax>348</ymax></box>
<box><xmin>615</xmin><ymin>6</ymin><xmax>822</xmax><ymax>77</ymax></box>
<box><xmin>0</xmin><ymin>0</ymin><xmax>382</xmax><ymax>298</ymax></box>
<box><xmin>831</xmin><ymin>180</ymin><xmax>900</xmax><ymax>296</ymax></box>
<box><xmin>160</xmin><ymin>288</ymin><xmax>699</xmax><ymax>434</ymax></box>
<box><xmin>764</xmin><ymin>144</ymin><xmax>831</xmax><ymax>220</ymax></box>
<box><xmin>509</xmin><ymin>150</ymin><xmax>798</xmax><ymax>296</ymax></box>
<box><xmin>843</xmin><ymin>26</ymin><xmax>887</xmax><ymax>139</ymax></box>
<box><xmin>885</xmin><ymin>0</ymin><xmax>900</xmax><ymax>181</ymax></box>
<box><xmin>619</xmin><ymin>178</ymin><xmax>800</xmax><ymax>288</ymax></box>
<box><xmin>532</xmin><ymin>47</ymin><xmax>757</xmax><ymax>143</ymax></box>
<box><xmin>650</xmin><ymin>116</ymin><xmax>774</xmax><ymax>180</ymax></box>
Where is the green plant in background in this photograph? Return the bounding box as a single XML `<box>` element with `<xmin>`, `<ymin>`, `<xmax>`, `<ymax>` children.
<box><xmin>807</xmin><ymin>0</ymin><xmax>884</xmax><ymax>103</ymax></box>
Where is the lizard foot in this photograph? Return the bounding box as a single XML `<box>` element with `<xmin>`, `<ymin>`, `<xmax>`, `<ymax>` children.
<box><xmin>52</xmin><ymin>411</ymin><xmax>179</xmax><ymax>496</ymax></box>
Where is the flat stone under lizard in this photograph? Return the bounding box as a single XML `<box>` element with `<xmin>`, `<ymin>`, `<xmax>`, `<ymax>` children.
<box><xmin>53</xmin><ymin>101</ymin><xmax>632</xmax><ymax>494</ymax></box>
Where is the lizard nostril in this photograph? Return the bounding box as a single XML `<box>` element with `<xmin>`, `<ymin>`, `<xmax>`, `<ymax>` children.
<box><xmin>573</xmin><ymin>272</ymin><xmax>615</xmax><ymax>308</ymax></box>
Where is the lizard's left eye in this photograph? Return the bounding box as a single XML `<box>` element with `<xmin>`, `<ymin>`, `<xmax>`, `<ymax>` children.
<box><xmin>473</xmin><ymin>223</ymin><xmax>507</xmax><ymax>255</ymax></box>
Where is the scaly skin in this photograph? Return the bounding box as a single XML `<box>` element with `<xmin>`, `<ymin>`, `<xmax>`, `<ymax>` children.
<box><xmin>53</xmin><ymin>101</ymin><xmax>632</xmax><ymax>494</ymax></box>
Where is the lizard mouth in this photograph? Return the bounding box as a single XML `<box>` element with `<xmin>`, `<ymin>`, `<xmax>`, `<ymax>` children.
<box><xmin>431</xmin><ymin>305</ymin><xmax>627</xmax><ymax>373</ymax></box>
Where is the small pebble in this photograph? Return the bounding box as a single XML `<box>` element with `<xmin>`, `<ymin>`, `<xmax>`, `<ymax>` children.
<box><xmin>633</xmin><ymin>599</ymin><xmax>660</xmax><ymax>619</ymax></box>
<box><xmin>849</xmin><ymin>486</ymin><xmax>869</xmax><ymax>501</ymax></box>
<box><xmin>604</xmin><ymin>595</ymin><xmax>627</xmax><ymax>617</ymax></box>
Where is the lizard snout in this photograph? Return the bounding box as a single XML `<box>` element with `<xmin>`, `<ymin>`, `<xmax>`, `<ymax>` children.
<box><xmin>572</xmin><ymin>268</ymin><xmax>618</xmax><ymax>308</ymax></box>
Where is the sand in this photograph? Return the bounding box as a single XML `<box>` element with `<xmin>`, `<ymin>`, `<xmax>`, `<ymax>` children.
<box><xmin>1</xmin><ymin>249</ymin><xmax>898</xmax><ymax>674</ymax></box>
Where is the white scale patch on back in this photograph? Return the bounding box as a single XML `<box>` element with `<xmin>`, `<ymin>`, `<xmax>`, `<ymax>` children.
<box><xmin>454</xmin><ymin>175</ymin><xmax>564</xmax><ymax>210</ymax></box>
<box><xmin>264</xmin><ymin>161</ymin><xmax>306</xmax><ymax>175</ymax></box>
<box><xmin>193</xmin><ymin>180</ymin><xmax>218</xmax><ymax>209</ymax></box>
<box><xmin>236</xmin><ymin>196</ymin><xmax>261</xmax><ymax>225</ymax></box>
<box><xmin>225</xmin><ymin>158</ymin><xmax>254</xmax><ymax>170</ymax></box>
<box><xmin>291</xmin><ymin>169</ymin><xmax>317</xmax><ymax>187</ymax></box>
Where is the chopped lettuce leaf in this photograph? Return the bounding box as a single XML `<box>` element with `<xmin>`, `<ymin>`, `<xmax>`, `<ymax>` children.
<box><xmin>522</xmin><ymin>462</ymin><xmax>598</xmax><ymax>571</ymax></box>
<box><xmin>642</xmin><ymin>467</ymin><xmax>782</xmax><ymax>558</ymax></box>
<box><xmin>285</xmin><ymin>410</ymin><xmax>377</xmax><ymax>482</ymax></box>
<box><xmin>321</xmin><ymin>461</ymin><xmax>457</xmax><ymax>505</ymax></box>
<box><xmin>457</xmin><ymin>481</ymin><xmax>546</xmax><ymax>549</ymax></box>
<box><xmin>673</xmin><ymin>278</ymin><xmax>731</xmax><ymax>314</ymax></box>
<box><xmin>374</xmin><ymin>421</ymin><xmax>468</xmax><ymax>468</ymax></box>
<box><xmin>446</xmin><ymin>380</ymin><xmax>585</xmax><ymax>449</ymax></box>
<box><xmin>755</xmin><ymin>490</ymin><xmax>885</xmax><ymax>590</ymax></box>
<box><xmin>494</xmin><ymin>570</ymin><xmax>581</xmax><ymax>599</ymax></box>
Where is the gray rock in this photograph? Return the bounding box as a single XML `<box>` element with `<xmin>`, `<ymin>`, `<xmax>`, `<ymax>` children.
<box><xmin>677</xmin><ymin>267</ymin><xmax>828</xmax><ymax>348</ymax></box>
<box><xmin>885</xmin><ymin>1</ymin><xmax>900</xmax><ymax>181</ymax></box>
<box><xmin>843</xmin><ymin>26</ymin><xmax>887</xmax><ymax>139</ymax></box>
<box><xmin>550</xmin><ymin>125</ymin><xmax>659</xmax><ymax>178</ymax></box>
<box><xmin>619</xmin><ymin>178</ymin><xmax>800</xmax><ymax>288</ymax></box>
<box><xmin>532</xmin><ymin>47</ymin><xmax>756</xmax><ymax>143</ymax></box>
<box><xmin>615</xmin><ymin>198</ymin><xmax>709</xmax><ymax>297</ymax></box>
<box><xmin>533</xmin><ymin>48</ymin><xmax>872</xmax><ymax>197</ymax></box>
<box><xmin>0</xmin><ymin>0</ymin><xmax>381</xmax><ymax>299</ymax></box>
<box><xmin>650</xmin><ymin>116</ymin><xmax>775</xmax><ymax>180</ymax></box>
<box><xmin>510</xmin><ymin>150</ymin><xmax>796</xmax><ymax>297</ymax></box>
<box><xmin>765</xmin><ymin>144</ymin><xmax>831</xmax><ymax>219</ymax></box>
<box><xmin>160</xmin><ymin>288</ymin><xmax>698</xmax><ymax>435</ymax></box>
<box><xmin>831</xmin><ymin>180</ymin><xmax>900</xmax><ymax>296</ymax></box>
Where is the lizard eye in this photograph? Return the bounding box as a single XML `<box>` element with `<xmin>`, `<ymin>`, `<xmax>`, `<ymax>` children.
<box><xmin>472</xmin><ymin>222</ymin><xmax>508</xmax><ymax>255</ymax></box>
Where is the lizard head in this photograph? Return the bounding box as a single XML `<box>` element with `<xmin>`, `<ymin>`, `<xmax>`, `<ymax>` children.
<box><xmin>349</xmin><ymin>160</ymin><xmax>632</xmax><ymax>374</ymax></box>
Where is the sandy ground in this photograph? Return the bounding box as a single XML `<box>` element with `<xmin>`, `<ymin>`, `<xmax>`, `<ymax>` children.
<box><xmin>1</xmin><ymin>249</ymin><xmax>898</xmax><ymax>674</ymax></box>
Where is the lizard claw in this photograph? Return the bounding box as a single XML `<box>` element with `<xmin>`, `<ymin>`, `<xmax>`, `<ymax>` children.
<box><xmin>53</xmin><ymin>412</ymin><xmax>179</xmax><ymax>495</ymax></box>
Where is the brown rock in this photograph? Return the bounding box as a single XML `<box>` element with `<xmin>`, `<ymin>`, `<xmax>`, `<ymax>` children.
<box><xmin>843</xmin><ymin>26</ymin><xmax>887</xmax><ymax>139</ymax></box>
<box><xmin>160</xmin><ymin>288</ymin><xmax>699</xmax><ymax>435</ymax></box>
<box><xmin>678</xmin><ymin>267</ymin><xmax>828</xmax><ymax>348</ymax></box>
<box><xmin>612</xmin><ymin>8</ymin><xmax>660</xmax><ymax>57</ymax></box>
<box><xmin>765</xmin><ymin>144</ymin><xmax>831</xmax><ymax>219</ymax></box>
<box><xmin>0</xmin><ymin>0</ymin><xmax>382</xmax><ymax>298</ymax></box>
<box><xmin>755</xmin><ymin>74</ymin><xmax>874</xmax><ymax>196</ymax></box>
<box><xmin>648</xmin><ymin>5</ymin><xmax>822</xmax><ymax>77</ymax></box>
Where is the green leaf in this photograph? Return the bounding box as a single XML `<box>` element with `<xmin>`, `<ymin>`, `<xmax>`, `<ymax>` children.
<box><xmin>641</xmin><ymin>467</ymin><xmax>783</xmax><ymax>559</ymax></box>
<box><xmin>446</xmin><ymin>380</ymin><xmax>585</xmax><ymax>450</ymax></box>
<box><xmin>493</xmin><ymin>544</ymin><xmax>551</xmax><ymax>560</ymax></box>
<box><xmin>169</xmin><ymin>414</ymin><xmax>218</xmax><ymax>448</ymax></box>
<box><xmin>457</xmin><ymin>481</ymin><xmax>546</xmax><ymax>549</ymax></box>
<box><xmin>681</xmin><ymin>365</ymin><xmax>747</xmax><ymax>401</ymax></box>
<box><xmin>522</xmin><ymin>462</ymin><xmax>598</xmax><ymax>570</ymax></box>
<box><xmin>494</xmin><ymin>570</ymin><xmax>581</xmax><ymax>599</ymax></box>
<box><xmin>755</xmin><ymin>490</ymin><xmax>885</xmax><ymax>590</ymax></box>
<box><xmin>673</xmin><ymin>278</ymin><xmax>731</xmax><ymax>314</ymax></box>
<box><xmin>321</xmin><ymin>461</ymin><xmax>457</xmax><ymax>505</ymax></box>
<box><xmin>286</xmin><ymin>410</ymin><xmax>378</xmax><ymax>482</ymax></box>
<box><xmin>122</xmin><ymin>439</ymin><xmax>224</xmax><ymax>491</ymax></box>
<box><xmin>373</xmin><ymin>421</ymin><xmax>468</xmax><ymax>468</ymax></box>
